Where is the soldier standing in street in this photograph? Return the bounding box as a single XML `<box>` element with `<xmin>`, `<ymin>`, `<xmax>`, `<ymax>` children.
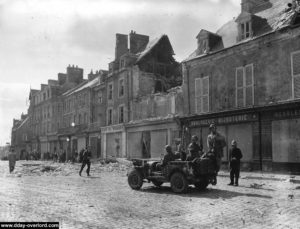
<box><xmin>187</xmin><ymin>135</ymin><xmax>202</xmax><ymax>161</ymax></box>
<box><xmin>207</xmin><ymin>123</ymin><xmax>227</xmax><ymax>174</ymax></box>
<box><xmin>8</xmin><ymin>148</ymin><xmax>17</xmax><ymax>173</ymax></box>
<box><xmin>228</xmin><ymin>140</ymin><xmax>243</xmax><ymax>186</ymax></box>
<box><xmin>79</xmin><ymin>146</ymin><xmax>92</xmax><ymax>176</ymax></box>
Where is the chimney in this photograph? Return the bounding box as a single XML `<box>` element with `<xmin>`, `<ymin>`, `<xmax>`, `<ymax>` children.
<box><xmin>129</xmin><ymin>31</ymin><xmax>149</xmax><ymax>54</ymax></box>
<box><xmin>58</xmin><ymin>73</ymin><xmax>67</xmax><ymax>85</ymax></box>
<box><xmin>115</xmin><ymin>33</ymin><xmax>128</xmax><ymax>61</ymax></box>
<box><xmin>66</xmin><ymin>65</ymin><xmax>83</xmax><ymax>84</ymax></box>
<box><xmin>241</xmin><ymin>0</ymin><xmax>254</xmax><ymax>13</ymax></box>
<box><xmin>48</xmin><ymin>79</ymin><xmax>58</xmax><ymax>86</ymax></box>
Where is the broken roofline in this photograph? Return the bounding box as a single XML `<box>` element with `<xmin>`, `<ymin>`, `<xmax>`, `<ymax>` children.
<box><xmin>136</xmin><ymin>34</ymin><xmax>175</xmax><ymax>64</ymax></box>
<box><xmin>182</xmin><ymin>23</ymin><xmax>300</xmax><ymax>64</ymax></box>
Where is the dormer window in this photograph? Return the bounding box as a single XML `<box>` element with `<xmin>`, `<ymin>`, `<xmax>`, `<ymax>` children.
<box><xmin>235</xmin><ymin>11</ymin><xmax>253</xmax><ymax>41</ymax></box>
<box><xmin>240</xmin><ymin>21</ymin><xmax>252</xmax><ymax>40</ymax></box>
<box><xmin>195</xmin><ymin>30</ymin><xmax>222</xmax><ymax>56</ymax></box>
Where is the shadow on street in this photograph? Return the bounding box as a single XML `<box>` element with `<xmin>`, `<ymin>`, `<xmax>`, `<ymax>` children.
<box><xmin>140</xmin><ymin>185</ymin><xmax>273</xmax><ymax>199</ymax></box>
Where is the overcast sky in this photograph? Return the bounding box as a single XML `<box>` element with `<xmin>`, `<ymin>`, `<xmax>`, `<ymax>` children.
<box><xmin>0</xmin><ymin>0</ymin><xmax>240</xmax><ymax>146</ymax></box>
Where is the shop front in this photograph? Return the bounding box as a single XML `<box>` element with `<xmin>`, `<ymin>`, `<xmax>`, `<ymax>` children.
<box><xmin>181</xmin><ymin>112</ymin><xmax>259</xmax><ymax>170</ymax></box>
<box><xmin>271</xmin><ymin>106</ymin><xmax>300</xmax><ymax>172</ymax></box>
<box><xmin>101</xmin><ymin>124</ymin><xmax>126</xmax><ymax>159</ymax></box>
<box><xmin>126</xmin><ymin>118</ymin><xmax>181</xmax><ymax>159</ymax></box>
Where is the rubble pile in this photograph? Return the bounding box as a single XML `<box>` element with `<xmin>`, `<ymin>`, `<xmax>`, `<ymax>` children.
<box><xmin>7</xmin><ymin>159</ymin><xmax>133</xmax><ymax>177</ymax></box>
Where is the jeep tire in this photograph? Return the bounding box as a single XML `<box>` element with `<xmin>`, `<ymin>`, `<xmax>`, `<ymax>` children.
<box><xmin>128</xmin><ymin>169</ymin><xmax>143</xmax><ymax>190</ymax></box>
<box><xmin>170</xmin><ymin>172</ymin><xmax>188</xmax><ymax>193</ymax></box>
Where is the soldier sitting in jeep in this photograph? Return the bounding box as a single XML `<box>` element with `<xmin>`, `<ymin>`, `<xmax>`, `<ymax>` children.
<box><xmin>156</xmin><ymin>145</ymin><xmax>176</xmax><ymax>170</ymax></box>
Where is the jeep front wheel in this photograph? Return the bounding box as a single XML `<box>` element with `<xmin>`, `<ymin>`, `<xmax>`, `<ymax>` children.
<box><xmin>170</xmin><ymin>172</ymin><xmax>188</xmax><ymax>193</ymax></box>
<box><xmin>128</xmin><ymin>170</ymin><xmax>143</xmax><ymax>190</ymax></box>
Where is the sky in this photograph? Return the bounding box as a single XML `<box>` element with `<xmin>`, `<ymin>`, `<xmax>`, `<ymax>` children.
<box><xmin>0</xmin><ymin>0</ymin><xmax>240</xmax><ymax>146</ymax></box>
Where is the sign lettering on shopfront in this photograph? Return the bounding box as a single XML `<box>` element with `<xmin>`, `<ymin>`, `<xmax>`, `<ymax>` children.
<box><xmin>274</xmin><ymin>109</ymin><xmax>300</xmax><ymax>119</ymax></box>
<box><xmin>189</xmin><ymin>114</ymin><xmax>257</xmax><ymax>127</ymax></box>
<box><xmin>102</xmin><ymin>125</ymin><xmax>124</xmax><ymax>133</ymax></box>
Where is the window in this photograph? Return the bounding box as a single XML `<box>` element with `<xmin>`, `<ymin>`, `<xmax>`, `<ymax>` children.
<box><xmin>119</xmin><ymin>79</ymin><xmax>125</xmax><ymax>97</ymax></box>
<box><xmin>119</xmin><ymin>105</ymin><xmax>124</xmax><ymax>123</ymax></box>
<box><xmin>79</xmin><ymin>114</ymin><xmax>82</xmax><ymax>124</ymax></box>
<box><xmin>43</xmin><ymin>93</ymin><xmax>46</xmax><ymax>100</ymax></box>
<box><xmin>84</xmin><ymin>93</ymin><xmax>87</xmax><ymax>106</ymax></box>
<box><xmin>84</xmin><ymin>113</ymin><xmax>88</xmax><ymax>124</ymax></box>
<box><xmin>236</xmin><ymin>64</ymin><xmax>254</xmax><ymax>107</ymax></box>
<box><xmin>108</xmin><ymin>83</ymin><xmax>113</xmax><ymax>100</ymax></box>
<box><xmin>120</xmin><ymin>59</ymin><xmax>125</xmax><ymax>69</ymax></box>
<box><xmin>292</xmin><ymin>50</ymin><xmax>300</xmax><ymax>99</ymax></box>
<box><xmin>195</xmin><ymin>76</ymin><xmax>209</xmax><ymax>113</ymax></box>
<box><xmin>240</xmin><ymin>21</ymin><xmax>252</xmax><ymax>40</ymax></box>
<box><xmin>107</xmin><ymin>108</ymin><xmax>113</xmax><ymax>125</ymax></box>
<box><xmin>97</xmin><ymin>91</ymin><xmax>103</xmax><ymax>104</ymax></box>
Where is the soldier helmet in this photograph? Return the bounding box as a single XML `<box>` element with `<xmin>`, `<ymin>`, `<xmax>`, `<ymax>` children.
<box><xmin>191</xmin><ymin>135</ymin><xmax>198</xmax><ymax>141</ymax></box>
<box><xmin>165</xmin><ymin>145</ymin><xmax>172</xmax><ymax>151</ymax></box>
<box><xmin>231</xmin><ymin>140</ymin><xmax>237</xmax><ymax>146</ymax></box>
<box><xmin>209</xmin><ymin>123</ymin><xmax>216</xmax><ymax>129</ymax></box>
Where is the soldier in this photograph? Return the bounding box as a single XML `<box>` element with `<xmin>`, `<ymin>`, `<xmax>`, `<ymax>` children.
<box><xmin>228</xmin><ymin>140</ymin><xmax>243</xmax><ymax>186</ymax></box>
<box><xmin>8</xmin><ymin>148</ymin><xmax>17</xmax><ymax>173</ymax></box>
<box><xmin>207</xmin><ymin>123</ymin><xmax>226</xmax><ymax>173</ymax></box>
<box><xmin>186</xmin><ymin>135</ymin><xmax>202</xmax><ymax>161</ymax></box>
<box><xmin>79</xmin><ymin>146</ymin><xmax>92</xmax><ymax>176</ymax></box>
<box><xmin>156</xmin><ymin>145</ymin><xmax>176</xmax><ymax>170</ymax></box>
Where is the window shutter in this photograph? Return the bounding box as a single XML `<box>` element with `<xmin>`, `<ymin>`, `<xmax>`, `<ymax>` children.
<box><xmin>292</xmin><ymin>52</ymin><xmax>300</xmax><ymax>76</ymax></box>
<box><xmin>237</xmin><ymin>88</ymin><xmax>244</xmax><ymax>107</ymax></box>
<box><xmin>245</xmin><ymin>87</ymin><xmax>253</xmax><ymax>106</ymax></box>
<box><xmin>202</xmin><ymin>77</ymin><xmax>209</xmax><ymax>112</ymax></box>
<box><xmin>245</xmin><ymin>65</ymin><xmax>253</xmax><ymax>86</ymax></box>
<box><xmin>294</xmin><ymin>76</ymin><xmax>300</xmax><ymax>99</ymax></box>
<box><xmin>196</xmin><ymin>97</ymin><xmax>202</xmax><ymax>113</ymax></box>
<box><xmin>195</xmin><ymin>78</ymin><xmax>202</xmax><ymax>113</ymax></box>
<box><xmin>202</xmin><ymin>96</ymin><xmax>209</xmax><ymax>113</ymax></box>
<box><xmin>195</xmin><ymin>78</ymin><xmax>202</xmax><ymax>98</ymax></box>
<box><xmin>202</xmin><ymin>77</ymin><xmax>209</xmax><ymax>96</ymax></box>
<box><xmin>236</xmin><ymin>68</ymin><xmax>244</xmax><ymax>88</ymax></box>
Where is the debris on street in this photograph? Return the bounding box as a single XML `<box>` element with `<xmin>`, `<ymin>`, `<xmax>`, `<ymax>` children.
<box><xmin>250</xmin><ymin>183</ymin><xmax>265</xmax><ymax>189</ymax></box>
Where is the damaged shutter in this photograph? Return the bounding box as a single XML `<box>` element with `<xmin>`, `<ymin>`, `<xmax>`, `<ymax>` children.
<box><xmin>195</xmin><ymin>78</ymin><xmax>202</xmax><ymax>113</ymax></box>
<box><xmin>292</xmin><ymin>51</ymin><xmax>300</xmax><ymax>98</ymax></box>
<box><xmin>202</xmin><ymin>76</ymin><xmax>209</xmax><ymax>113</ymax></box>
<box><xmin>236</xmin><ymin>67</ymin><xmax>244</xmax><ymax>107</ymax></box>
<box><xmin>245</xmin><ymin>64</ymin><xmax>254</xmax><ymax>106</ymax></box>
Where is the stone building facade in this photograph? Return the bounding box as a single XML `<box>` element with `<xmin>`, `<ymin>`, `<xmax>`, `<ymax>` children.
<box><xmin>181</xmin><ymin>0</ymin><xmax>300</xmax><ymax>172</ymax></box>
<box><xmin>101</xmin><ymin>31</ymin><xmax>182</xmax><ymax>160</ymax></box>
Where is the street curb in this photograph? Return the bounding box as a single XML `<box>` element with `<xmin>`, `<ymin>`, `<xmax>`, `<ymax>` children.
<box><xmin>218</xmin><ymin>173</ymin><xmax>300</xmax><ymax>183</ymax></box>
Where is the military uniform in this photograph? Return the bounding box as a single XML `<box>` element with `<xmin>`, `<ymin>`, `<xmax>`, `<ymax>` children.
<box><xmin>79</xmin><ymin>149</ymin><xmax>92</xmax><ymax>176</ymax></box>
<box><xmin>207</xmin><ymin>132</ymin><xmax>226</xmax><ymax>172</ymax></box>
<box><xmin>229</xmin><ymin>147</ymin><xmax>243</xmax><ymax>185</ymax></box>
<box><xmin>187</xmin><ymin>142</ymin><xmax>201</xmax><ymax>161</ymax></box>
<box><xmin>8</xmin><ymin>150</ymin><xmax>17</xmax><ymax>173</ymax></box>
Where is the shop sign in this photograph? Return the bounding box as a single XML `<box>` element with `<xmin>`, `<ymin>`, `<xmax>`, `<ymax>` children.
<box><xmin>101</xmin><ymin>124</ymin><xmax>125</xmax><ymax>133</ymax></box>
<box><xmin>190</xmin><ymin>114</ymin><xmax>257</xmax><ymax>127</ymax></box>
<box><xmin>273</xmin><ymin>109</ymin><xmax>300</xmax><ymax>119</ymax></box>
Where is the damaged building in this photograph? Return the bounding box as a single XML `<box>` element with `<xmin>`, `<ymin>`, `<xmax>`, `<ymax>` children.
<box><xmin>101</xmin><ymin>31</ymin><xmax>182</xmax><ymax>160</ymax></box>
<box><xmin>181</xmin><ymin>0</ymin><xmax>300</xmax><ymax>172</ymax></box>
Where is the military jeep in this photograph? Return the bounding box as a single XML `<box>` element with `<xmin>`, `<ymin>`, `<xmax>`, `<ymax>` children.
<box><xmin>127</xmin><ymin>156</ymin><xmax>217</xmax><ymax>193</ymax></box>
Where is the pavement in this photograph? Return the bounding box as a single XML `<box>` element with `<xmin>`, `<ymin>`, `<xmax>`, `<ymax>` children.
<box><xmin>0</xmin><ymin>160</ymin><xmax>300</xmax><ymax>229</ymax></box>
<box><xmin>218</xmin><ymin>170</ymin><xmax>300</xmax><ymax>183</ymax></box>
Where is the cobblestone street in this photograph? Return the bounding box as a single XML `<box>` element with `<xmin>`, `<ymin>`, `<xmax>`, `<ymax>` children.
<box><xmin>0</xmin><ymin>161</ymin><xmax>299</xmax><ymax>229</ymax></box>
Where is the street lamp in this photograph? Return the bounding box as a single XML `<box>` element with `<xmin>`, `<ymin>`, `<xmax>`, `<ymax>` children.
<box><xmin>71</xmin><ymin>122</ymin><xmax>75</xmax><ymax>127</ymax></box>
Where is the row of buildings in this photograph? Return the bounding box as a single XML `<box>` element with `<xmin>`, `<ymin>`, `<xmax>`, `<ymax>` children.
<box><xmin>12</xmin><ymin>0</ymin><xmax>300</xmax><ymax>172</ymax></box>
